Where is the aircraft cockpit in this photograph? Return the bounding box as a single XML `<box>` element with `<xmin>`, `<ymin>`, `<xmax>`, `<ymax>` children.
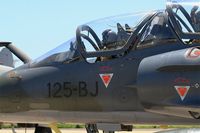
<box><xmin>75</xmin><ymin>12</ymin><xmax>156</xmax><ymax>62</ymax></box>
<box><xmin>32</xmin><ymin>0</ymin><xmax>200</xmax><ymax>66</ymax></box>
<box><xmin>33</xmin><ymin>12</ymin><xmax>155</xmax><ymax>65</ymax></box>
<box><xmin>76</xmin><ymin>13</ymin><xmax>142</xmax><ymax>53</ymax></box>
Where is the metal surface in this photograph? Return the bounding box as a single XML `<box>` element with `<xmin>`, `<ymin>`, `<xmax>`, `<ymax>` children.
<box><xmin>1</xmin><ymin>1</ymin><xmax>200</xmax><ymax>133</ymax></box>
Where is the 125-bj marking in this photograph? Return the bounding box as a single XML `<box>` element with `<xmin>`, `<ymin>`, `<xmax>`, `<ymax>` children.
<box><xmin>47</xmin><ymin>81</ymin><xmax>98</xmax><ymax>98</ymax></box>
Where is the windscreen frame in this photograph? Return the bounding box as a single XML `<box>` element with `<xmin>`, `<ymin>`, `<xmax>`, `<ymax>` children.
<box><xmin>166</xmin><ymin>3</ymin><xmax>200</xmax><ymax>40</ymax></box>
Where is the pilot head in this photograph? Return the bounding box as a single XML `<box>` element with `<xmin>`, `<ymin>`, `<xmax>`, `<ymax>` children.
<box><xmin>102</xmin><ymin>29</ymin><xmax>117</xmax><ymax>49</ymax></box>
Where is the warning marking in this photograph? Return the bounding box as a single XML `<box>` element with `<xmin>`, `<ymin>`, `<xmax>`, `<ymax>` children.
<box><xmin>99</xmin><ymin>73</ymin><xmax>113</xmax><ymax>88</ymax></box>
<box><xmin>174</xmin><ymin>86</ymin><xmax>190</xmax><ymax>101</ymax></box>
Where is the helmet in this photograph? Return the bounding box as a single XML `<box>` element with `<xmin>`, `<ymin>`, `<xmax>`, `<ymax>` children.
<box><xmin>102</xmin><ymin>29</ymin><xmax>117</xmax><ymax>48</ymax></box>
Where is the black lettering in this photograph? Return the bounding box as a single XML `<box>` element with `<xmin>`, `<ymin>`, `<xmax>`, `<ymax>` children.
<box><xmin>47</xmin><ymin>82</ymin><xmax>51</xmax><ymax>98</ymax></box>
<box><xmin>90</xmin><ymin>82</ymin><xmax>98</xmax><ymax>97</ymax></box>
<box><xmin>53</xmin><ymin>82</ymin><xmax>62</xmax><ymax>98</ymax></box>
<box><xmin>63</xmin><ymin>82</ymin><xmax>72</xmax><ymax>97</ymax></box>
<box><xmin>79</xmin><ymin>81</ymin><xmax>88</xmax><ymax>97</ymax></box>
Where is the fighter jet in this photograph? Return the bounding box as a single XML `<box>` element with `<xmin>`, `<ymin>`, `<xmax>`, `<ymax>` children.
<box><xmin>1</xmin><ymin>0</ymin><xmax>200</xmax><ymax>133</ymax></box>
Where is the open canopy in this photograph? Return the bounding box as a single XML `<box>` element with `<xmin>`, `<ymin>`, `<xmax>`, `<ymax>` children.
<box><xmin>166</xmin><ymin>0</ymin><xmax>200</xmax><ymax>39</ymax></box>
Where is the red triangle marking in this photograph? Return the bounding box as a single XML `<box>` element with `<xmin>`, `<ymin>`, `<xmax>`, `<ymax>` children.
<box><xmin>99</xmin><ymin>74</ymin><xmax>113</xmax><ymax>88</ymax></box>
<box><xmin>102</xmin><ymin>75</ymin><xmax>111</xmax><ymax>84</ymax></box>
<box><xmin>174</xmin><ymin>86</ymin><xmax>190</xmax><ymax>101</ymax></box>
<box><xmin>177</xmin><ymin>87</ymin><xmax>187</xmax><ymax>97</ymax></box>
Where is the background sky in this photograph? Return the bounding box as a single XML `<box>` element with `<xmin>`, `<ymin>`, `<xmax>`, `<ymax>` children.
<box><xmin>0</xmin><ymin>0</ymin><xmax>165</xmax><ymax>59</ymax></box>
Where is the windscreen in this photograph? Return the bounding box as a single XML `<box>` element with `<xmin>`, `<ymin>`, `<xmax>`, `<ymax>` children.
<box><xmin>33</xmin><ymin>38</ymin><xmax>78</xmax><ymax>64</ymax></box>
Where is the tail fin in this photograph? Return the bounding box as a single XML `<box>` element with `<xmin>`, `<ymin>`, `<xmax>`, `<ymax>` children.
<box><xmin>0</xmin><ymin>48</ymin><xmax>14</xmax><ymax>67</ymax></box>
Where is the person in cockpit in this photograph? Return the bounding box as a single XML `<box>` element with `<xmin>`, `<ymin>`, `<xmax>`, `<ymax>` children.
<box><xmin>100</xmin><ymin>25</ymin><xmax>131</xmax><ymax>61</ymax></box>
<box><xmin>102</xmin><ymin>29</ymin><xmax>118</xmax><ymax>49</ymax></box>
<box><xmin>191</xmin><ymin>5</ymin><xmax>200</xmax><ymax>32</ymax></box>
<box><xmin>101</xmin><ymin>29</ymin><xmax>118</xmax><ymax>61</ymax></box>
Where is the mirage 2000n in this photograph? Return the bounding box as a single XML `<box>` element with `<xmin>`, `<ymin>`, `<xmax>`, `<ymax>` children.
<box><xmin>1</xmin><ymin>0</ymin><xmax>200</xmax><ymax>133</ymax></box>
